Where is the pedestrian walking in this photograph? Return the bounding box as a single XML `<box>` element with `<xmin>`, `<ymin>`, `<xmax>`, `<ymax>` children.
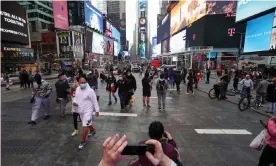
<box><xmin>266</xmin><ymin>77</ymin><xmax>276</xmax><ymax>114</ymax></box>
<box><xmin>29</xmin><ymin>71</ymin><xmax>34</xmax><ymax>88</ymax></box>
<box><xmin>174</xmin><ymin>70</ymin><xmax>182</xmax><ymax>93</ymax></box>
<box><xmin>106</xmin><ymin>72</ymin><xmax>117</xmax><ymax>105</ymax></box>
<box><xmin>87</xmin><ymin>70</ymin><xmax>100</xmax><ymax>101</ymax></box>
<box><xmin>206</xmin><ymin>68</ymin><xmax>211</xmax><ymax>84</ymax></box>
<box><xmin>55</xmin><ymin>73</ymin><xmax>70</xmax><ymax>118</ymax></box>
<box><xmin>168</xmin><ymin>69</ymin><xmax>175</xmax><ymax>89</ymax></box>
<box><xmin>186</xmin><ymin>72</ymin><xmax>194</xmax><ymax>95</ymax></box>
<box><xmin>156</xmin><ymin>73</ymin><xmax>168</xmax><ymax>111</ymax></box>
<box><xmin>116</xmin><ymin>73</ymin><xmax>129</xmax><ymax>110</ymax></box>
<box><xmin>182</xmin><ymin>68</ymin><xmax>187</xmax><ymax>84</ymax></box>
<box><xmin>256</xmin><ymin>76</ymin><xmax>270</xmax><ymax>107</ymax></box>
<box><xmin>19</xmin><ymin>70</ymin><xmax>24</xmax><ymax>89</ymax></box>
<box><xmin>3</xmin><ymin>73</ymin><xmax>10</xmax><ymax>90</ymax></box>
<box><xmin>239</xmin><ymin>75</ymin><xmax>253</xmax><ymax>98</ymax></box>
<box><xmin>258</xmin><ymin>117</ymin><xmax>276</xmax><ymax>166</ymax></box>
<box><xmin>28</xmin><ymin>75</ymin><xmax>52</xmax><ymax>125</ymax></box>
<box><xmin>142</xmin><ymin>72</ymin><xmax>152</xmax><ymax>108</ymax></box>
<box><xmin>126</xmin><ymin>70</ymin><xmax>137</xmax><ymax>105</ymax></box>
<box><xmin>74</xmin><ymin>76</ymin><xmax>99</xmax><ymax>150</ymax></box>
<box><xmin>71</xmin><ymin>87</ymin><xmax>79</xmax><ymax>136</ymax></box>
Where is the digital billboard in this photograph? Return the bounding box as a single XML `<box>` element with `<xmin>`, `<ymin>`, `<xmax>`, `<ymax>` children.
<box><xmin>105</xmin><ymin>20</ymin><xmax>112</xmax><ymax>37</ymax></box>
<box><xmin>170</xmin><ymin>30</ymin><xmax>186</xmax><ymax>53</ymax></box>
<box><xmin>72</xmin><ymin>31</ymin><xmax>83</xmax><ymax>58</ymax></box>
<box><xmin>161</xmin><ymin>37</ymin><xmax>170</xmax><ymax>54</ymax></box>
<box><xmin>156</xmin><ymin>43</ymin><xmax>161</xmax><ymax>55</ymax></box>
<box><xmin>244</xmin><ymin>12</ymin><xmax>274</xmax><ymax>53</ymax></box>
<box><xmin>84</xmin><ymin>1</ymin><xmax>103</xmax><ymax>33</ymax></box>
<box><xmin>157</xmin><ymin>14</ymin><xmax>170</xmax><ymax>44</ymax></box>
<box><xmin>0</xmin><ymin>1</ymin><xmax>29</xmax><ymax>44</ymax></box>
<box><xmin>104</xmin><ymin>37</ymin><xmax>114</xmax><ymax>55</ymax></box>
<box><xmin>186</xmin><ymin>16</ymin><xmax>205</xmax><ymax>47</ymax></box>
<box><xmin>152</xmin><ymin>37</ymin><xmax>157</xmax><ymax>58</ymax></box>
<box><xmin>53</xmin><ymin>0</ymin><xmax>69</xmax><ymax>30</ymax></box>
<box><xmin>92</xmin><ymin>32</ymin><xmax>104</xmax><ymax>54</ymax></box>
<box><xmin>85</xmin><ymin>29</ymin><xmax>93</xmax><ymax>52</ymax></box>
<box><xmin>138</xmin><ymin>0</ymin><xmax>148</xmax><ymax>58</ymax></box>
<box><xmin>170</xmin><ymin>2</ymin><xmax>181</xmax><ymax>35</ymax></box>
<box><xmin>206</xmin><ymin>0</ymin><xmax>237</xmax><ymax>16</ymax></box>
<box><xmin>270</xmin><ymin>11</ymin><xmax>276</xmax><ymax>50</ymax></box>
<box><xmin>114</xmin><ymin>41</ymin><xmax>120</xmax><ymax>56</ymax></box>
<box><xmin>236</xmin><ymin>0</ymin><xmax>276</xmax><ymax>22</ymax></box>
<box><xmin>112</xmin><ymin>26</ymin><xmax>120</xmax><ymax>43</ymax></box>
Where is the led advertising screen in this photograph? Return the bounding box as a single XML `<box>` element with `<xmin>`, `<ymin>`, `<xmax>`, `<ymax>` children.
<box><xmin>114</xmin><ymin>41</ymin><xmax>120</xmax><ymax>56</ymax></box>
<box><xmin>206</xmin><ymin>0</ymin><xmax>237</xmax><ymax>16</ymax></box>
<box><xmin>236</xmin><ymin>0</ymin><xmax>276</xmax><ymax>22</ymax></box>
<box><xmin>270</xmin><ymin>11</ymin><xmax>276</xmax><ymax>50</ymax></box>
<box><xmin>170</xmin><ymin>2</ymin><xmax>181</xmax><ymax>35</ymax></box>
<box><xmin>179</xmin><ymin>0</ymin><xmax>206</xmax><ymax>31</ymax></box>
<box><xmin>244</xmin><ymin>12</ymin><xmax>274</xmax><ymax>53</ymax></box>
<box><xmin>156</xmin><ymin>43</ymin><xmax>161</xmax><ymax>55</ymax></box>
<box><xmin>92</xmin><ymin>32</ymin><xmax>104</xmax><ymax>54</ymax></box>
<box><xmin>157</xmin><ymin>14</ymin><xmax>171</xmax><ymax>44</ymax></box>
<box><xmin>105</xmin><ymin>20</ymin><xmax>112</xmax><ymax>37</ymax></box>
<box><xmin>84</xmin><ymin>1</ymin><xmax>103</xmax><ymax>33</ymax></box>
<box><xmin>112</xmin><ymin>26</ymin><xmax>120</xmax><ymax>43</ymax></box>
<box><xmin>152</xmin><ymin>37</ymin><xmax>157</xmax><ymax>58</ymax></box>
<box><xmin>72</xmin><ymin>31</ymin><xmax>83</xmax><ymax>58</ymax></box>
<box><xmin>0</xmin><ymin>1</ymin><xmax>29</xmax><ymax>44</ymax></box>
<box><xmin>104</xmin><ymin>37</ymin><xmax>114</xmax><ymax>55</ymax></box>
<box><xmin>53</xmin><ymin>0</ymin><xmax>69</xmax><ymax>30</ymax></box>
<box><xmin>85</xmin><ymin>29</ymin><xmax>93</xmax><ymax>52</ymax></box>
<box><xmin>170</xmin><ymin>30</ymin><xmax>186</xmax><ymax>53</ymax></box>
<box><xmin>186</xmin><ymin>16</ymin><xmax>205</xmax><ymax>47</ymax></box>
<box><xmin>161</xmin><ymin>37</ymin><xmax>170</xmax><ymax>54</ymax></box>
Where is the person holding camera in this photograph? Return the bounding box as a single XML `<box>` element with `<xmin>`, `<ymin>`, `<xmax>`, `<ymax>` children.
<box><xmin>127</xmin><ymin>121</ymin><xmax>181</xmax><ymax>166</ymax></box>
<box><xmin>99</xmin><ymin>134</ymin><xmax>178</xmax><ymax>166</ymax></box>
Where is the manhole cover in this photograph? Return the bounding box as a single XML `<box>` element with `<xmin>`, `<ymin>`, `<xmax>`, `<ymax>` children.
<box><xmin>1</xmin><ymin>139</ymin><xmax>44</xmax><ymax>156</ymax></box>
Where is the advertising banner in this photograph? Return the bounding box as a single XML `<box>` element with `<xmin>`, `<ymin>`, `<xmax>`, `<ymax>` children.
<box><xmin>114</xmin><ymin>41</ymin><xmax>120</xmax><ymax>56</ymax></box>
<box><xmin>104</xmin><ymin>37</ymin><xmax>114</xmax><ymax>55</ymax></box>
<box><xmin>85</xmin><ymin>29</ymin><xmax>93</xmax><ymax>52</ymax></box>
<box><xmin>84</xmin><ymin>1</ymin><xmax>103</xmax><ymax>33</ymax></box>
<box><xmin>112</xmin><ymin>26</ymin><xmax>121</xmax><ymax>43</ymax></box>
<box><xmin>270</xmin><ymin>11</ymin><xmax>276</xmax><ymax>51</ymax></box>
<box><xmin>170</xmin><ymin>2</ymin><xmax>181</xmax><ymax>35</ymax></box>
<box><xmin>92</xmin><ymin>32</ymin><xmax>104</xmax><ymax>54</ymax></box>
<box><xmin>105</xmin><ymin>20</ymin><xmax>112</xmax><ymax>37</ymax></box>
<box><xmin>157</xmin><ymin>14</ymin><xmax>171</xmax><ymax>44</ymax></box>
<box><xmin>236</xmin><ymin>0</ymin><xmax>276</xmax><ymax>22</ymax></box>
<box><xmin>244</xmin><ymin>12</ymin><xmax>274</xmax><ymax>53</ymax></box>
<box><xmin>161</xmin><ymin>37</ymin><xmax>170</xmax><ymax>54</ymax></box>
<box><xmin>0</xmin><ymin>1</ymin><xmax>29</xmax><ymax>44</ymax></box>
<box><xmin>206</xmin><ymin>0</ymin><xmax>236</xmax><ymax>16</ymax></box>
<box><xmin>57</xmin><ymin>31</ymin><xmax>72</xmax><ymax>58</ymax></box>
<box><xmin>152</xmin><ymin>37</ymin><xmax>157</xmax><ymax>58</ymax></box>
<box><xmin>156</xmin><ymin>43</ymin><xmax>161</xmax><ymax>55</ymax></box>
<box><xmin>53</xmin><ymin>0</ymin><xmax>69</xmax><ymax>30</ymax></box>
<box><xmin>186</xmin><ymin>16</ymin><xmax>205</xmax><ymax>47</ymax></box>
<box><xmin>170</xmin><ymin>30</ymin><xmax>186</xmax><ymax>53</ymax></box>
<box><xmin>72</xmin><ymin>31</ymin><xmax>83</xmax><ymax>58</ymax></box>
<box><xmin>138</xmin><ymin>0</ymin><xmax>148</xmax><ymax>58</ymax></box>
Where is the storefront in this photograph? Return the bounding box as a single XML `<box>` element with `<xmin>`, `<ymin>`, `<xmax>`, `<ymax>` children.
<box><xmin>1</xmin><ymin>46</ymin><xmax>35</xmax><ymax>73</ymax></box>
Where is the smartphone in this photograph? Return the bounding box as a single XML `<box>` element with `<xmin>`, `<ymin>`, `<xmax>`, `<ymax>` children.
<box><xmin>121</xmin><ymin>144</ymin><xmax>154</xmax><ymax>155</ymax></box>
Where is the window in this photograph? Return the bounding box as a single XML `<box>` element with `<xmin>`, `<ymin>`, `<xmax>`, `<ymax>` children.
<box><xmin>31</xmin><ymin>22</ymin><xmax>36</xmax><ymax>32</ymax></box>
<box><xmin>41</xmin><ymin>22</ymin><xmax>47</xmax><ymax>29</ymax></box>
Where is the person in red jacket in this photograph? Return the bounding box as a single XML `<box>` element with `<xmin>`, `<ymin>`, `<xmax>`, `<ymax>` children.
<box><xmin>258</xmin><ymin>117</ymin><xmax>276</xmax><ymax>166</ymax></box>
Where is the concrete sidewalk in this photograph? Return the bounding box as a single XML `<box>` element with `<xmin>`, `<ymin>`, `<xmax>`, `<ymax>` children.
<box><xmin>188</xmin><ymin>77</ymin><xmax>274</xmax><ymax>118</ymax></box>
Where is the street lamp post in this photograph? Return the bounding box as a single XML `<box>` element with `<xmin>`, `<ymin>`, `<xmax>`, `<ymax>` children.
<box><xmin>236</xmin><ymin>32</ymin><xmax>244</xmax><ymax>71</ymax></box>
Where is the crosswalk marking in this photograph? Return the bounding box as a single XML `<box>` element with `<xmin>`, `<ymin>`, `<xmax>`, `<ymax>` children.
<box><xmin>150</xmin><ymin>97</ymin><xmax>172</xmax><ymax>99</ymax></box>
<box><xmin>194</xmin><ymin>129</ymin><xmax>252</xmax><ymax>135</ymax></box>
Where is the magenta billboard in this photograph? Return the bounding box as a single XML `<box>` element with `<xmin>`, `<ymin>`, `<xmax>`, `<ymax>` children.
<box><xmin>53</xmin><ymin>0</ymin><xmax>69</xmax><ymax>30</ymax></box>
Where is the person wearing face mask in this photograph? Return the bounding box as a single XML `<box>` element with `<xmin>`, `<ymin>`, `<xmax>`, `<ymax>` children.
<box><xmin>239</xmin><ymin>74</ymin><xmax>253</xmax><ymax>98</ymax></box>
<box><xmin>55</xmin><ymin>73</ymin><xmax>71</xmax><ymax>118</ymax></box>
<box><xmin>28</xmin><ymin>74</ymin><xmax>52</xmax><ymax>125</ymax></box>
<box><xmin>74</xmin><ymin>76</ymin><xmax>100</xmax><ymax>150</ymax></box>
<box><xmin>106</xmin><ymin>72</ymin><xmax>117</xmax><ymax>105</ymax></box>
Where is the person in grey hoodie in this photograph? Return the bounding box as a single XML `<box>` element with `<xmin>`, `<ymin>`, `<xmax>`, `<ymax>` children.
<box><xmin>256</xmin><ymin>76</ymin><xmax>270</xmax><ymax>106</ymax></box>
<box><xmin>156</xmin><ymin>73</ymin><xmax>169</xmax><ymax>111</ymax></box>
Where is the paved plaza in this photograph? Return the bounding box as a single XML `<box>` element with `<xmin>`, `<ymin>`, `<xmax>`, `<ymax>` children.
<box><xmin>1</xmin><ymin>74</ymin><xmax>272</xmax><ymax>166</ymax></box>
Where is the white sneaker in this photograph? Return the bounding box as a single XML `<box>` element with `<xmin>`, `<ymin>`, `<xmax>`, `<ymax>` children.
<box><xmin>71</xmin><ymin>130</ymin><xmax>78</xmax><ymax>136</ymax></box>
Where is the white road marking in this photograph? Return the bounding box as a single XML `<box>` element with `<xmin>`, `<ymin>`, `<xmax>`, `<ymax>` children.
<box><xmin>150</xmin><ymin>97</ymin><xmax>172</xmax><ymax>99</ymax></box>
<box><xmin>194</xmin><ymin>129</ymin><xmax>252</xmax><ymax>135</ymax></box>
<box><xmin>93</xmin><ymin>112</ymin><xmax>137</xmax><ymax>117</ymax></box>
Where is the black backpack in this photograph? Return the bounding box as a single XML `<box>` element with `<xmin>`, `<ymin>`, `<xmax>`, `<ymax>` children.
<box><xmin>157</xmin><ymin>80</ymin><xmax>166</xmax><ymax>92</ymax></box>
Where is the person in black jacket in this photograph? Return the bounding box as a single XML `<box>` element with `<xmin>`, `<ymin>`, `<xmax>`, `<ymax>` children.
<box><xmin>116</xmin><ymin>73</ymin><xmax>129</xmax><ymax>110</ymax></box>
<box><xmin>126</xmin><ymin>70</ymin><xmax>137</xmax><ymax>105</ymax></box>
<box><xmin>174</xmin><ymin>70</ymin><xmax>182</xmax><ymax>93</ymax></box>
<box><xmin>55</xmin><ymin>73</ymin><xmax>70</xmax><ymax>117</ymax></box>
<box><xmin>87</xmin><ymin>70</ymin><xmax>99</xmax><ymax>101</ymax></box>
<box><xmin>186</xmin><ymin>72</ymin><xmax>194</xmax><ymax>95</ymax></box>
<box><xmin>266</xmin><ymin>77</ymin><xmax>276</xmax><ymax>114</ymax></box>
<box><xmin>106</xmin><ymin>72</ymin><xmax>117</xmax><ymax>105</ymax></box>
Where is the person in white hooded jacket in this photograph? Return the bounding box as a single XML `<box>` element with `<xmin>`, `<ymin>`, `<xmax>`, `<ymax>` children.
<box><xmin>74</xmin><ymin>76</ymin><xmax>100</xmax><ymax>150</ymax></box>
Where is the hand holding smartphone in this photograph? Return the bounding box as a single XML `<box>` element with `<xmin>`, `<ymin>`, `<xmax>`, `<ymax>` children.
<box><xmin>121</xmin><ymin>144</ymin><xmax>155</xmax><ymax>155</ymax></box>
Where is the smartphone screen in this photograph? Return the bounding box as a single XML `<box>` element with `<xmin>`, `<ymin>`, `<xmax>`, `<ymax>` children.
<box><xmin>121</xmin><ymin>144</ymin><xmax>154</xmax><ymax>155</ymax></box>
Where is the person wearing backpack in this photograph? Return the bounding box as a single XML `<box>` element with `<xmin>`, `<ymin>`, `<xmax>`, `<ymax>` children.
<box><xmin>156</xmin><ymin>73</ymin><xmax>168</xmax><ymax>111</ymax></box>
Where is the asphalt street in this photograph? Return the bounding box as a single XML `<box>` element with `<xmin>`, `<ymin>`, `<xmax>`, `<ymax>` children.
<box><xmin>1</xmin><ymin>73</ymin><xmax>270</xmax><ymax>166</ymax></box>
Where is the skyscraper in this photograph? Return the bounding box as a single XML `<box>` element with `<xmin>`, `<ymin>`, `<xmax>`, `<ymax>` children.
<box><xmin>92</xmin><ymin>0</ymin><xmax>107</xmax><ymax>14</ymax></box>
<box><xmin>67</xmin><ymin>1</ymin><xmax>84</xmax><ymax>26</ymax></box>
<box><xmin>18</xmin><ymin>1</ymin><xmax>54</xmax><ymax>32</ymax></box>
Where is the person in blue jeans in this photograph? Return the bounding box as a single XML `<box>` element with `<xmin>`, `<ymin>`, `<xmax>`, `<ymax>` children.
<box><xmin>168</xmin><ymin>69</ymin><xmax>175</xmax><ymax>89</ymax></box>
<box><xmin>3</xmin><ymin>73</ymin><xmax>10</xmax><ymax>90</ymax></box>
<box><xmin>116</xmin><ymin>73</ymin><xmax>129</xmax><ymax>110</ymax></box>
<box><xmin>266</xmin><ymin>77</ymin><xmax>276</xmax><ymax>115</ymax></box>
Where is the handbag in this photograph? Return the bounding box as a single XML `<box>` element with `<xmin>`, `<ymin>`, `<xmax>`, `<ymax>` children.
<box><xmin>249</xmin><ymin>129</ymin><xmax>266</xmax><ymax>151</ymax></box>
<box><xmin>30</xmin><ymin>85</ymin><xmax>40</xmax><ymax>104</ymax></box>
